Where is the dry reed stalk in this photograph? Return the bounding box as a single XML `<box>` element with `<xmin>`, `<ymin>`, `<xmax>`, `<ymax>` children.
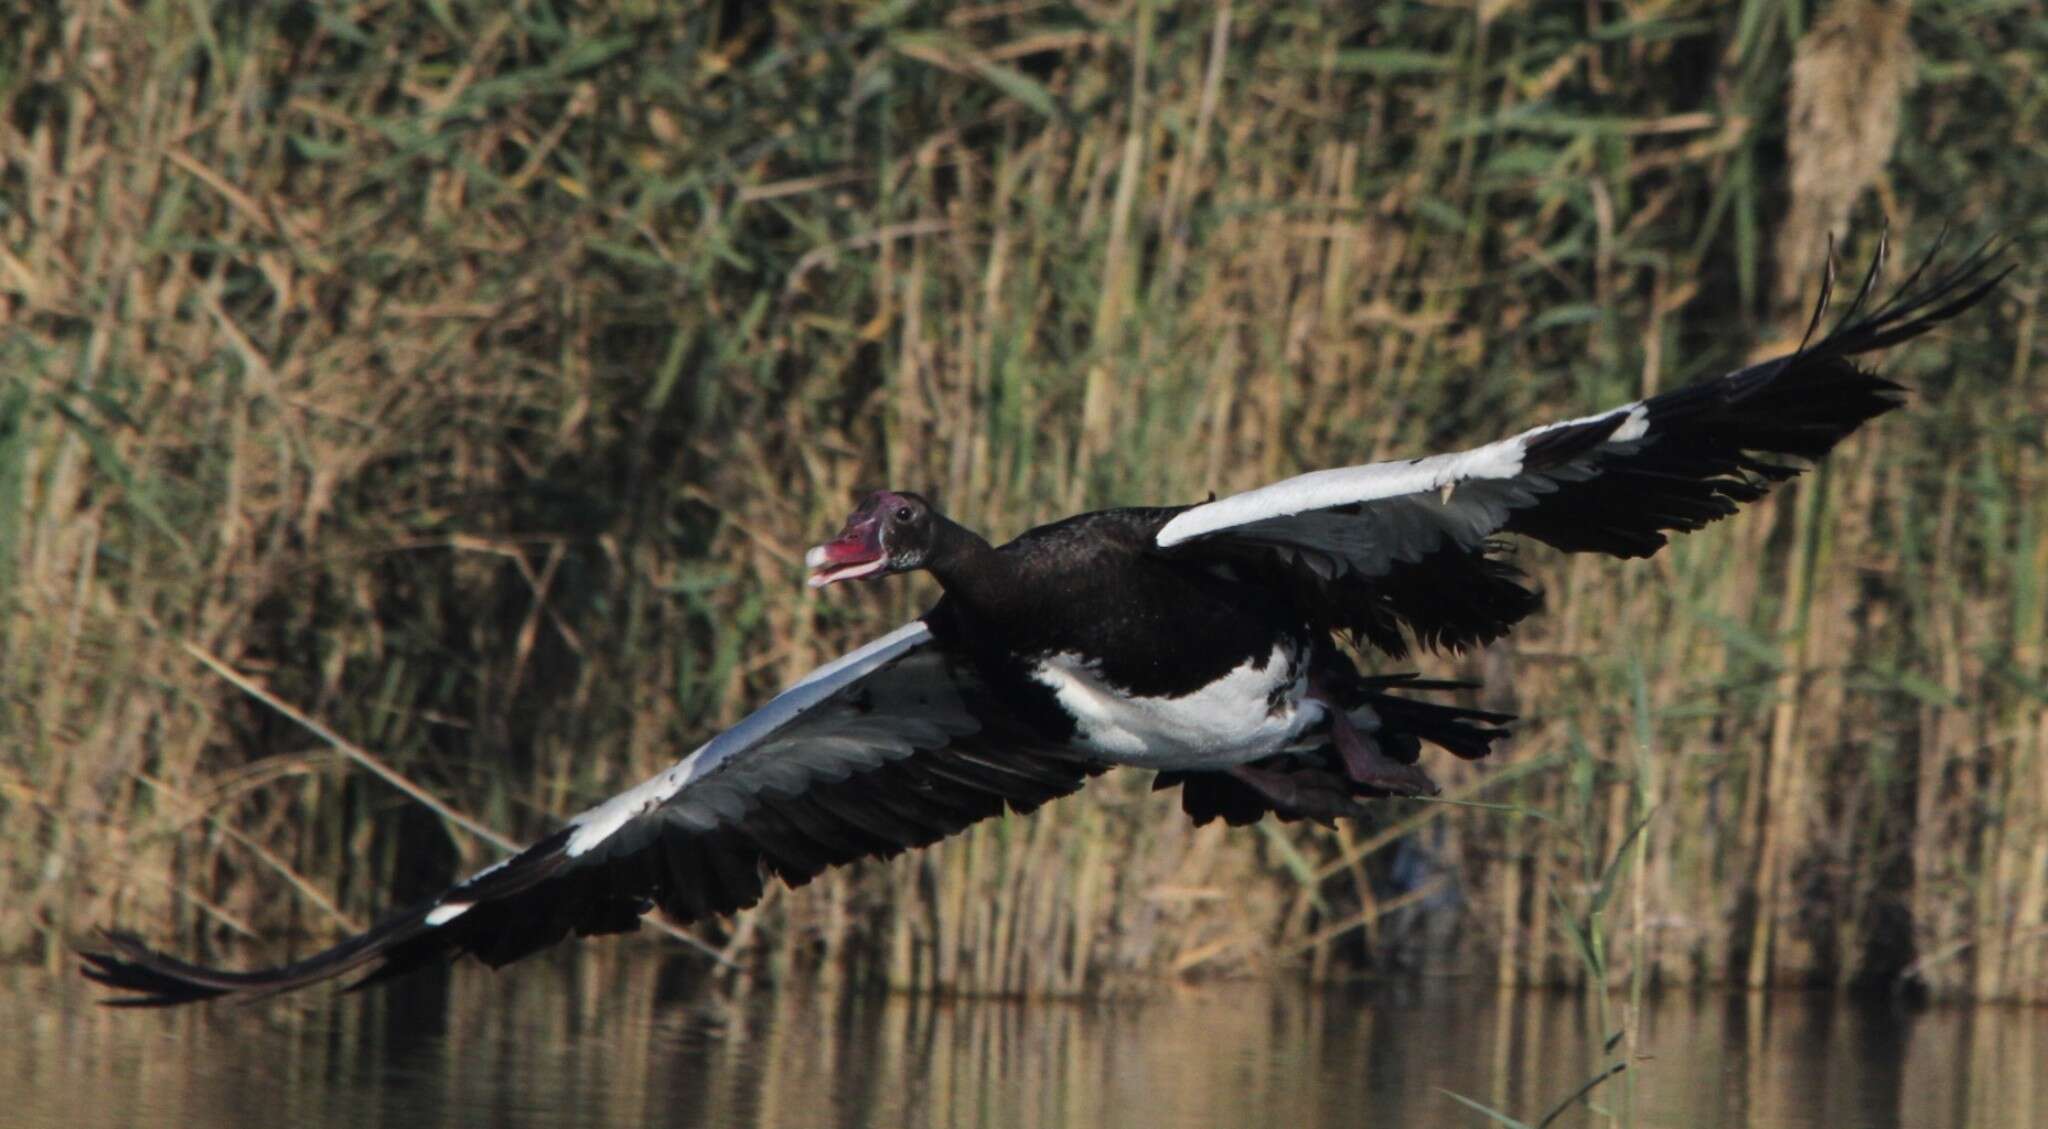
<box><xmin>1775</xmin><ymin>0</ymin><xmax>1914</xmax><ymax>311</ymax></box>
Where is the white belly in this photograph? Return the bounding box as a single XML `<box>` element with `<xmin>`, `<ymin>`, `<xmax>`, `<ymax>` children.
<box><xmin>1030</xmin><ymin>643</ymin><xmax>1325</xmax><ymax>768</ymax></box>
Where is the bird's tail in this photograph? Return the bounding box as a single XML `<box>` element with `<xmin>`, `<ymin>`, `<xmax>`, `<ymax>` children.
<box><xmin>1155</xmin><ymin>675</ymin><xmax>1512</xmax><ymax>827</ymax></box>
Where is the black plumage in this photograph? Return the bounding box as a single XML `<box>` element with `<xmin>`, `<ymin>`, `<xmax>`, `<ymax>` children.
<box><xmin>81</xmin><ymin>237</ymin><xmax>2004</xmax><ymax>1006</ymax></box>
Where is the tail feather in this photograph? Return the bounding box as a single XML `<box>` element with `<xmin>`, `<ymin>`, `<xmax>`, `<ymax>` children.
<box><xmin>1157</xmin><ymin>676</ymin><xmax>1513</xmax><ymax>827</ymax></box>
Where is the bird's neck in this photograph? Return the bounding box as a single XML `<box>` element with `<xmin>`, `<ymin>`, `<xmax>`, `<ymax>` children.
<box><xmin>923</xmin><ymin>518</ymin><xmax>1007</xmax><ymax>608</ymax></box>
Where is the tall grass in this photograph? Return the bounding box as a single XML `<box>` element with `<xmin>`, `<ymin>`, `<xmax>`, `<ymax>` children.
<box><xmin>2</xmin><ymin>1</ymin><xmax>2042</xmax><ymax>1000</ymax></box>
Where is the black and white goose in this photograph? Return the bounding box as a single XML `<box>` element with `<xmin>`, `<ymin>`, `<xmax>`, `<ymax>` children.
<box><xmin>83</xmin><ymin>240</ymin><xmax>2004</xmax><ymax>1005</ymax></box>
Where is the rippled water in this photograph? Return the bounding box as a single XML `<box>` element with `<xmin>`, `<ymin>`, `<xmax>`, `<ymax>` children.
<box><xmin>8</xmin><ymin>957</ymin><xmax>2045</xmax><ymax>1128</ymax></box>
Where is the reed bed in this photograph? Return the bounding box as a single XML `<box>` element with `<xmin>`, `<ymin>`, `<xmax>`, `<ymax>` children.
<box><xmin>2</xmin><ymin>0</ymin><xmax>2041</xmax><ymax>1001</ymax></box>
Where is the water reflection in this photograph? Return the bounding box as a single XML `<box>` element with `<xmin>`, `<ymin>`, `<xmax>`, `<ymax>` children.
<box><xmin>8</xmin><ymin>958</ymin><xmax>2043</xmax><ymax>1128</ymax></box>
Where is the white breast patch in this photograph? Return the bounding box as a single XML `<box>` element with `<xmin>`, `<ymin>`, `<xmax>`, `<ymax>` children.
<box><xmin>1029</xmin><ymin>643</ymin><xmax>1324</xmax><ymax>769</ymax></box>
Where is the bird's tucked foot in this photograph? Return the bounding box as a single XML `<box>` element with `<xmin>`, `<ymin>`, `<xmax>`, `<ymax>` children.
<box><xmin>1325</xmin><ymin>700</ymin><xmax>1439</xmax><ymax>796</ymax></box>
<box><xmin>1226</xmin><ymin>765</ymin><xmax>1355</xmax><ymax>824</ymax></box>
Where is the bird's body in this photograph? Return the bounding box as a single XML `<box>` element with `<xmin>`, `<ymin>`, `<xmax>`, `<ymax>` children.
<box><xmin>919</xmin><ymin>506</ymin><xmax>1327</xmax><ymax>769</ymax></box>
<box><xmin>1022</xmin><ymin>638</ymin><xmax>1319</xmax><ymax>768</ymax></box>
<box><xmin>83</xmin><ymin>237</ymin><xmax>2007</xmax><ymax>1006</ymax></box>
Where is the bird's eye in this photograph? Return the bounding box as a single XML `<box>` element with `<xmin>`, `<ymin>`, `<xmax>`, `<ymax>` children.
<box><xmin>893</xmin><ymin>506</ymin><xmax>914</xmax><ymax>523</ymax></box>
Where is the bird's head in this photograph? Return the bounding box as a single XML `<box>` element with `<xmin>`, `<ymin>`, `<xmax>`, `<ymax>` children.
<box><xmin>805</xmin><ymin>491</ymin><xmax>940</xmax><ymax>588</ymax></box>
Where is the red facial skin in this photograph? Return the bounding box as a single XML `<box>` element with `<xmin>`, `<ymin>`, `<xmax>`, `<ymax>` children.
<box><xmin>804</xmin><ymin>491</ymin><xmax>906</xmax><ymax>587</ymax></box>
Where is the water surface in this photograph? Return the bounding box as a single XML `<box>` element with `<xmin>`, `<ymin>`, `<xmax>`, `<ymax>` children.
<box><xmin>8</xmin><ymin>960</ymin><xmax>2043</xmax><ymax>1128</ymax></box>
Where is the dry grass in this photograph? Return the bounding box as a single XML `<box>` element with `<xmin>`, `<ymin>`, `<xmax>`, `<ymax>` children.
<box><xmin>1</xmin><ymin>1</ymin><xmax>2042</xmax><ymax>1000</ymax></box>
<box><xmin>1774</xmin><ymin>0</ymin><xmax>1915</xmax><ymax>311</ymax></box>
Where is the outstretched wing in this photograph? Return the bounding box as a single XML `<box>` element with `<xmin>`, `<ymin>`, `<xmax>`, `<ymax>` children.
<box><xmin>81</xmin><ymin>621</ymin><xmax>1092</xmax><ymax>1006</ymax></box>
<box><xmin>1155</xmin><ymin>237</ymin><xmax>2007</xmax><ymax>657</ymax></box>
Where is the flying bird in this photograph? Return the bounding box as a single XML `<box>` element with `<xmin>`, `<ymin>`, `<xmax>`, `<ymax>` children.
<box><xmin>82</xmin><ymin>237</ymin><xmax>2005</xmax><ymax>1005</ymax></box>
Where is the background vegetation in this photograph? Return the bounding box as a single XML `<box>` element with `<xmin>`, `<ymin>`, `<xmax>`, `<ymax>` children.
<box><xmin>2</xmin><ymin>0</ymin><xmax>2042</xmax><ymax>1001</ymax></box>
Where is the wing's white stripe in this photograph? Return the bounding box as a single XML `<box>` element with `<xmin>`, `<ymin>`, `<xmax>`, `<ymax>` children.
<box><xmin>1610</xmin><ymin>403</ymin><xmax>1651</xmax><ymax>443</ymax></box>
<box><xmin>560</xmin><ymin>620</ymin><xmax>934</xmax><ymax>857</ymax></box>
<box><xmin>1155</xmin><ymin>402</ymin><xmax>1646</xmax><ymax>548</ymax></box>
